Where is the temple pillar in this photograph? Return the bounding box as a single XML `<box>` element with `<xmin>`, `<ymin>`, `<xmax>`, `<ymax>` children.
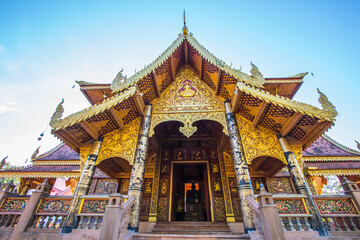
<box><xmin>19</xmin><ymin>178</ymin><xmax>33</xmax><ymax>195</ymax></box>
<box><xmin>61</xmin><ymin>136</ymin><xmax>104</xmax><ymax>233</ymax></box>
<box><xmin>128</xmin><ymin>104</ymin><xmax>152</xmax><ymax>232</ymax></box>
<box><xmin>224</xmin><ymin>101</ymin><xmax>255</xmax><ymax>233</ymax></box>
<box><xmin>148</xmin><ymin>153</ymin><xmax>161</xmax><ymax>222</ymax></box>
<box><xmin>277</xmin><ymin>134</ymin><xmax>328</xmax><ymax>236</ymax></box>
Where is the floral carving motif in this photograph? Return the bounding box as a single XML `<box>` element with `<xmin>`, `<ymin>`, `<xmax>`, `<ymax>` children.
<box><xmin>0</xmin><ymin>198</ymin><xmax>28</xmax><ymax>212</ymax></box>
<box><xmin>291</xmin><ymin>146</ymin><xmax>304</xmax><ymax>172</ymax></box>
<box><xmin>97</xmin><ymin>118</ymin><xmax>141</xmax><ymax>165</ymax></box>
<box><xmin>274</xmin><ymin>199</ymin><xmax>307</xmax><ymax>214</ymax></box>
<box><xmin>314</xmin><ymin>198</ymin><xmax>359</xmax><ymax>215</ymax></box>
<box><xmin>214</xmin><ymin>197</ymin><xmax>226</xmax><ymax>222</ymax></box>
<box><xmin>151</xmin><ymin>66</ymin><xmax>228</xmax><ymax>137</ymax></box>
<box><xmin>94</xmin><ymin>179</ymin><xmax>118</xmax><ymax>194</ymax></box>
<box><xmin>267</xmin><ymin>177</ymin><xmax>294</xmax><ymax>194</ymax></box>
<box><xmin>236</xmin><ymin>116</ymin><xmax>286</xmax><ymax>164</ymax></box>
<box><xmin>37</xmin><ymin>198</ymin><xmax>72</xmax><ymax>213</ymax></box>
<box><xmin>80</xmin><ymin>199</ymin><xmax>108</xmax><ymax>214</ymax></box>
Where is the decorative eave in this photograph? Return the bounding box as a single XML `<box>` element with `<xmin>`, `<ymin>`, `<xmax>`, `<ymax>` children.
<box><xmin>0</xmin><ymin>172</ymin><xmax>81</xmax><ymax>178</ymax></box>
<box><xmin>110</xmin><ymin>34</ymin><xmax>185</xmax><ymax>93</ymax></box>
<box><xmin>185</xmin><ymin>34</ymin><xmax>265</xmax><ymax>87</ymax></box>
<box><xmin>307</xmin><ymin>169</ymin><xmax>360</xmax><ymax>177</ymax></box>
<box><xmin>35</xmin><ymin>143</ymin><xmax>63</xmax><ymax>160</ymax></box>
<box><xmin>322</xmin><ymin>135</ymin><xmax>360</xmax><ymax>156</ymax></box>
<box><xmin>235</xmin><ymin>81</ymin><xmax>337</xmax><ymax>121</ymax></box>
<box><xmin>33</xmin><ymin>160</ymin><xmax>80</xmax><ymax>166</ymax></box>
<box><xmin>111</xmin><ymin>33</ymin><xmax>266</xmax><ymax>93</ymax></box>
<box><xmin>50</xmin><ymin>86</ymin><xmax>137</xmax><ymax>131</ymax></box>
<box><xmin>304</xmin><ymin>156</ymin><xmax>360</xmax><ymax>162</ymax></box>
<box><xmin>76</xmin><ymin>80</ymin><xmax>109</xmax><ymax>87</ymax></box>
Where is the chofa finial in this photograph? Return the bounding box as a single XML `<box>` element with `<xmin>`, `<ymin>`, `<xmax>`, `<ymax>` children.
<box><xmin>355</xmin><ymin>140</ymin><xmax>360</xmax><ymax>151</ymax></box>
<box><xmin>182</xmin><ymin>10</ymin><xmax>188</xmax><ymax>36</ymax></box>
<box><xmin>49</xmin><ymin>99</ymin><xmax>64</xmax><ymax>127</ymax></box>
<box><xmin>317</xmin><ymin>88</ymin><xmax>337</xmax><ymax>117</ymax></box>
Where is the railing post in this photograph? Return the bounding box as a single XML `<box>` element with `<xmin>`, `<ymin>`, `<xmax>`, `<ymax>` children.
<box><xmin>99</xmin><ymin>193</ymin><xmax>125</xmax><ymax>240</ymax></box>
<box><xmin>341</xmin><ymin>177</ymin><xmax>360</xmax><ymax>211</ymax></box>
<box><xmin>10</xmin><ymin>179</ymin><xmax>51</xmax><ymax>240</ymax></box>
<box><xmin>0</xmin><ymin>180</ymin><xmax>18</xmax><ymax>203</ymax></box>
<box><xmin>256</xmin><ymin>185</ymin><xmax>285</xmax><ymax>240</ymax></box>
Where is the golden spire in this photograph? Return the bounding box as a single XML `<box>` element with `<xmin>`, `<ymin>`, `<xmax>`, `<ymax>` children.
<box><xmin>182</xmin><ymin>10</ymin><xmax>188</xmax><ymax>36</ymax></box>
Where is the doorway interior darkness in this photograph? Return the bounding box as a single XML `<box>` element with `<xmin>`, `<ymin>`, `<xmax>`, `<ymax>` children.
<box><xmin>170</xmin><ymin>162</ymin><xmax>211</xmax><ymax>221</ymax></box>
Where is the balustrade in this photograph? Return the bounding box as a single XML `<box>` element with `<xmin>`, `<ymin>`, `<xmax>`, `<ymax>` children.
<box><xmin>279</xmin><ymin>215</ymin><xmax>314</xmax><ymax>232</ymax></box>
<box><xmin>312</xmin><ymin>195</ymin><xmax>360</xmax><ymax>233</ymax></box>
<box><xmin>0</xmin><ymin>213</ymin><xmax>21</xmax><ymax>228</ymax></box>
<box><xmin>31</xmin><ymin>214</ymin><xmax>67</xmax><ymax>229</ymax></box>
<box><xmin>321</xmin><ymin>216</ymin><xmax>360</xmax><ymax>232</ymax></box>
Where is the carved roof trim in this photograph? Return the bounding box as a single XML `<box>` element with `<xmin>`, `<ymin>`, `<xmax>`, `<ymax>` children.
<box><xmin>111</xmin><ymin>34</ymin><xmax>185</xmax><ymax>92</ymax></box>
<box><xmin>235</xmin><ymin>81</ymin><xmax>337</xmax><ymax>121</ymax></box>
<box><xmin>111</xmin><ymin>33</ymin><xmax>266</xmax><ymax>93</ymax></box>
<box><xmin>76</xmin><ymin>80</ymin><xmax>109</xmax><ymax>86</ymax></box>
<box><xmin>50</xmin><ymin>86</ymin><xmax>137</xmax><ymax>131</ymax></box>
<box><xmin>304</xmin><ymin>156</ymin><xmax>360</xmax><ymax>162</ymax></box>
<box><xmin>35</xmin><ymin>143</ymin><xmax>64</xmax><ymax>160</ymax></box>
<box><xmin>307</xmin><ymin>169</ymin><xmax>360</xmax><ymax>176</ymax></box>
<box><xmin>322</xmin><ymin>135</ymin><xmax>360</xmax><ymax>156</ymax></box>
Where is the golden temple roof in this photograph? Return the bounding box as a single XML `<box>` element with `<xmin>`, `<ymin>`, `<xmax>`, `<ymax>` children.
<box><xmin>49</xmin><ymin>29</ymin><xmax>338</xmax><ymax>151</ymax></box>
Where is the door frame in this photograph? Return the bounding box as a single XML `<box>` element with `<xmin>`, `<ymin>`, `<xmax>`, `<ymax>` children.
<box><xmin>169</xmin><ymin>160</ymin><xmax>214</xmax><ymax>222</ymax></box>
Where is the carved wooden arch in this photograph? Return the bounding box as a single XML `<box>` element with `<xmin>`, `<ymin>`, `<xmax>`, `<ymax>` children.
<box><xmin>248</xmin><ymin>154</ymin><xmax>287</xmax><ymax>165</ymax></box>
<box><xmin>150</xmin><ymin>113</ymin><xmax>228</xmax><ymax>138</ymax></box>
<box><xmin>250</xmin><ymin>155</ymin><xmax>286</xmax><ymax>177</ymax></box>
<box><xmin>96</xmin><ymin>156</ymin><xmax>132</xmax><ymax>178</ymax></box>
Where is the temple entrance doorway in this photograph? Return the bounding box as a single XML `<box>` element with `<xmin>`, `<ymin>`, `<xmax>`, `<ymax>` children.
<box><xmin>170</xmin><ymin>162</ymin><xmax>211</xmax><ymax>221</ymax></box>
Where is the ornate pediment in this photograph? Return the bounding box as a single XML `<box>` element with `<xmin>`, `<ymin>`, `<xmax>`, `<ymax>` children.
<box><xmin>151</xmin><ymin>65</ymin><xmax>227</xmax><ymax>137</ymax></box>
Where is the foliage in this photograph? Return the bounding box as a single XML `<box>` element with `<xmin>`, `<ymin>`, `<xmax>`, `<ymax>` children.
<box><xmin>322</xmin><ymin>175</ymin><xmax>344</xmax><ymax>195</ymax></box>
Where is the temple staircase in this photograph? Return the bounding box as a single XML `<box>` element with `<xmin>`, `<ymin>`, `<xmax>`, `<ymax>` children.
<box><xmin>133</xmin><ymin>221</ymin><xmax>250</xmax><ymax>240</ymax></box>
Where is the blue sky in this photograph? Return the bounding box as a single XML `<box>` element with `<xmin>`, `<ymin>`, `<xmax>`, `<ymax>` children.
<box><xmin>0</xmin><ymin>1</ymin><xmax>359</xmax><ymax>165</ymax></box>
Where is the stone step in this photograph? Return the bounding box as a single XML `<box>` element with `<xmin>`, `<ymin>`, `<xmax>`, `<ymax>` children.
<box><xmin>151</xmin><ymin>229</ymin><xmax>232</xmax><ymax>235</ymax></box>
<box><xmin>154</xmin><ymin>224</ymin><xmax>230</xmax><ymax>230</ymax></box>
<box><xmin>157</xmin><ymin>221</ymin><xmax>228</xmax><ymax>225</ymax></box>
<box><xmin>133</xmin><ymin>233</ymin><xmax>250</xmax><ymax>240</ymax></box>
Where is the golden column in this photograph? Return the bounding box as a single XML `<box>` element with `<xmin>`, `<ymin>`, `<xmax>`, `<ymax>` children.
<box><xmin>61</xmin><ymin>136</ymin><xmax>104</xmax><ymax>233</ymax></box>
<box><xmin>224</xmin><ymin>101</ymin><xmax>255</xmax><ymax>233</ymax></box>
<box><xmin>128</xmin><ymin>104</ymin><xmax>152</xmax><ymax>232</ymax></box>
<box><xmin>277</xmin><ymin>134</ymin><xmax>328</xmax><ymax>236</ymax></box>
<box><xmin>20</xmin><ymin>178</ymin><xmax>33</xmax><ymax>195</ymax></box>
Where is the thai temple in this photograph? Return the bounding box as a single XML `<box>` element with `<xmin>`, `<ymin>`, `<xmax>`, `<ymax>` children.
<box><xmin>0</xmin><ymin>19</ymin><xmax>360</xmax><ymax>240</ymax></box>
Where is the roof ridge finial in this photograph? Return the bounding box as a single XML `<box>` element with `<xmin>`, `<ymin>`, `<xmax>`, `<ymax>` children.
<box><xmin>182</xmin><ymin>10</ymin><xmax>188</xmax><ymax>36</ymax></box>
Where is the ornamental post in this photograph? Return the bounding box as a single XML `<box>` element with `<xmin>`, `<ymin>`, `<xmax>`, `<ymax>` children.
<box><xmin>224</xmin><ymin>101</ymin><xmax>255</xmax><ymax>233</ymax></box>
<box><xmin>11</xmin><ymin>180</ymin><xmax>51</xmax><ymax>240</ymax></box>
<box><xmin>61</xmin><ymin>136</ymin><xmax>104</xmax><ymax>233</ymax></box>
<box><xmin>128</xmin><ymin>104</ymin><xmax>152</xmax><ymax>232</ymax></box>
<box><xmin>277</xmin><ymin>134</ymin><xmax>328</xmax><ymax>236</ymax></box>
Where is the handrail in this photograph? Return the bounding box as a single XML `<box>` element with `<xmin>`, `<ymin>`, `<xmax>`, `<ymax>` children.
<box><xmin>246</xmin><ymin>196</ymin><xmax>259</xmax><ymax>213</ymax></box>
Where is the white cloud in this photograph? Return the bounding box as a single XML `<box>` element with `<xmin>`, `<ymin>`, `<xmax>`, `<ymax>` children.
<box><xmin>0</xmin><ymin>104</ymin><xmax>20</xmax><ymax>114</ymax></box>
<box><xmin>5</xmin><ymin>101</ymin><xmax>16</xmax><ymax>105</ymax></box>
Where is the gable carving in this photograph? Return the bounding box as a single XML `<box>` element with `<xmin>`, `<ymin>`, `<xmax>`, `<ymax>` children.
<box><xmin>151</xmin><ymin>66</ymin><xmax>228</xmax><ymax>137</ymax></box>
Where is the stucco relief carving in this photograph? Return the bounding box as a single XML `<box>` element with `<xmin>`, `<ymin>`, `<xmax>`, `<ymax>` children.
<box><xmin>151</xmin><ymin>66</ymin><xmax>228</xmax><ymax>137</ymax></box>
<box><xmin>236</xmin><ymin>115</ymin><xmax>287</xmax><ymax>164</ymax></box>
<box><xmin>96</xmin><ymin>117</ymin><xmax>141</xmax><ymax>165</ymax></box>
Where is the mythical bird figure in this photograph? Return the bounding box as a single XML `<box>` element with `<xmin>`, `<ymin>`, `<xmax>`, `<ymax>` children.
<box><xmin>355</xmin><ymin>140</ymin><xmax>360</xmax><ymax>151</ymax></box>
<box><xmin>317</xmin><ymin>88</ymin><xmax>337</xmax><ymax>116</ymax></box>
<box><xmin>110</xmin><ymin>68</ymin><xmax>127</xmax><ymax>91</ymax></box>
<box><xmin>49</xmin><ymin>99</ymin><xmax>64</xmax><ymax>127</ymax></box>
<box><xmin>249</xmin><ymin>62</ymin><xmax>265</xmax><ymax>85</ymax></box>
<box><xmin>31</xmin><ymin>147</ymin><xmax>40</xmax><ymax>160</ymax></box>
<box><xmin>0</xmin><ymin>156</ymin><xmax>7</xmax><ymax>170</ymax></box>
